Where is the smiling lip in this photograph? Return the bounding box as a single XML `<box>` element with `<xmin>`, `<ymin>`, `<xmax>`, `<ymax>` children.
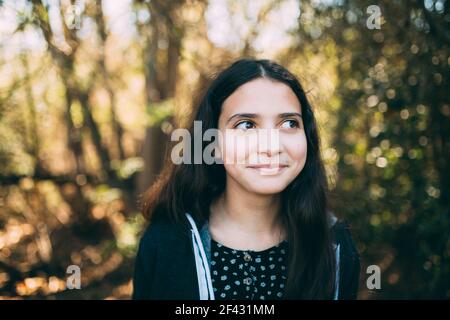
<box><xmin>248</xmin><ymin>165</ymin><xmax>288</xmax><ymax>176</ymax></box>
<box><xmin>247</xmin><ymin>164</ymin><xmax>288</xmax><ymax>169</ymax></box>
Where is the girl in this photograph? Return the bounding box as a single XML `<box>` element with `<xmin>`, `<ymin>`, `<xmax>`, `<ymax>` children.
<box><xmin>132</xmin><ymin>58</ymin><xmax>360</xmax><ymax>300</ymax></box>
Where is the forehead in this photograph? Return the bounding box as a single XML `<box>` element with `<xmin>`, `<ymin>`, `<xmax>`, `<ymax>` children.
<box><xmin>221</xmin><ymin>78</ymin><xmax>301</xmax><ymax>115</ymax></box>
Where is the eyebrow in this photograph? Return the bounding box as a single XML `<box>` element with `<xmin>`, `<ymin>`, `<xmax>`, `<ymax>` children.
<box><xmin>226</xmin><ymin>112</ymin><xmax>302</xmax><ymax>125</ymax></box>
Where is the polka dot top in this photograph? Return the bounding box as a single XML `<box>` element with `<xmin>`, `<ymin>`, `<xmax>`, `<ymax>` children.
<box><xmin>210</xmin><ymin>238</ymin><xmax>289</xmax><ymax>300</ymax></box>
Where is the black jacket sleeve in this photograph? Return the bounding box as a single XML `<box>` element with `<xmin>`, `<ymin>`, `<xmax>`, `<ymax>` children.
<box><xmin>334</xmin><ymin>220</ymin><xmax>361</xmax><ymax>300</ymax></box>
<box><xmin>132</xmin><ymin>223</ymin><xmax>157</xmax><ymax>300</ymax></box>
<box><xmin>341</xmin><ymin>249</ymin><xmax>361</xmax><ymax>300</ymax></box>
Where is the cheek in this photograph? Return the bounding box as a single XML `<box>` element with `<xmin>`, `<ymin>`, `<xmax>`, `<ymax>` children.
<box><xmin>284</xmin><ymin>134</ymin><xmax>307</xmax><ymax>166</ymax></box>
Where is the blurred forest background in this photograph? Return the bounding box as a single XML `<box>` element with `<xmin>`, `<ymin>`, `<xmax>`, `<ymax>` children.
<box><xmin>0</xmin><ymin>0</ymin><xmax>448</xmax><ymax>299</ymax></box>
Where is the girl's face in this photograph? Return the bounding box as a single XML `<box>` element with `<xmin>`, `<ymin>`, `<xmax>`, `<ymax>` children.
<box><xmin>217</xmin><ymin>78</ymin><xmax>307</xmax><ymax>195</ymax></box>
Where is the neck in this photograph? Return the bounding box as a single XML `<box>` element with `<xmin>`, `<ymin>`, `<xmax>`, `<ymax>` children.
<box><xmin>211</xmin><ymin>178</ymin><xmax>283</xmax><ymax>236</ymax></box>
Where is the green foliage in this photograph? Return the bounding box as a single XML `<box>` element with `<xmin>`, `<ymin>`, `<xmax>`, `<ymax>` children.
<box><xmin>298</xmin><ymin>0</ymin><xmax>450</xmax><ymax>298</ymax></box>
<box><xmin>146</xmin><ymin>98</ymin><xmax>175</xmax><ymax>127</ymax></box>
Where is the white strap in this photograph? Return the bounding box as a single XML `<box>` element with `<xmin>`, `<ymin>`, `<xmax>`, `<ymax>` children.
<box><xmin>334</xmin><ymin>244</ymin><xmax>341</xmax><ymax>300</ymax></box>
<box><xmin>191</xmin><ymin>231</ymin><xmax>208</xmax><ymax>299</ymax></box>
<box><xmin>186</xmin><ymin>213</ymin><xmax>215</xmax><ymax>300</ymax></box>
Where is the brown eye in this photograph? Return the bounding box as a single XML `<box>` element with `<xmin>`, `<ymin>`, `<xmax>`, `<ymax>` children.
<box><xmin>235</xmin><ymin>120</ymin><xmax>255</xmax><ymax>130</ymax></box>
<box><xmin>281</xmin><ymin>119</ymin><xmax>299</xmax><ymax>129</ymax></box>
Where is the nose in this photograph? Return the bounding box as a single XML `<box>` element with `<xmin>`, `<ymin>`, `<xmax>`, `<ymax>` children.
<box><xmin>257</xmin><ymin>129</ymin><xmax>281</xmax><ymax>158</ymax></box>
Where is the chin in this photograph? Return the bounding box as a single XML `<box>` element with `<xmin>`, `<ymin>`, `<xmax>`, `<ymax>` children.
<box><xmin>225</xmin><ymin>166</ymin><xmax>301</xmax><ymax>195</ymax></box>
<box><xmin>244</xmin><ymin>179</ymin><xmax>290</xmax><ymax>195</ymax></box>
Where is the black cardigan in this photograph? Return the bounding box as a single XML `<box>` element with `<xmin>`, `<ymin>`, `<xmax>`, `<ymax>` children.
<box><xmin>132</xmin><ymin>213</ymin><xmax>361</xmax><ymax>300</ymax></box>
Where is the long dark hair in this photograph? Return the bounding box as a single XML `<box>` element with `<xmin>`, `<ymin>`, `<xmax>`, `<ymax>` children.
<box><xmin>142</xmin><ymin>58</ymin><xmax>336</xmax><ymax>299</ymax></box>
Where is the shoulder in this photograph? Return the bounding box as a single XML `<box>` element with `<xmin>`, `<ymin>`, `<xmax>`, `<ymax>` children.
<box><xmin>133</xmin><ymin>213</ymin><xmax>186</xmax><ymax>299</ymax></box>
<box><xmin>331</xmin><ymin>219</ymin><xmax>359</xmax><ymax>258</ymax></box>
<box><xmin>137</xmin><ymin>212</ymin><xmax>191</xmax><ymax>251</ymax></box>
<box><xmin>331</xmin><ymin>218</ymin><xmax>361</xmax><ymax>299</ymax></box>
